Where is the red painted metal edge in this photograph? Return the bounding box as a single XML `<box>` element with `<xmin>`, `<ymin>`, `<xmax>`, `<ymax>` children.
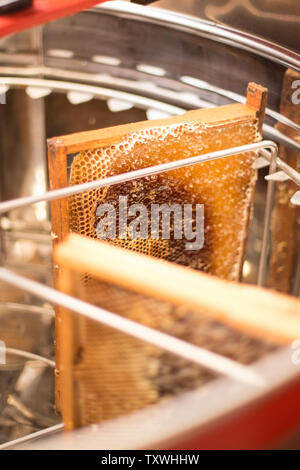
<box><xmin>0</xmin><ymin>0</ymin><xmax>109</xmax><ymax>38</ymax></box>
<box><xmin>168</xmin><ymin>376</ymin><xmax>300</xmax><ymax>450</ymax></box>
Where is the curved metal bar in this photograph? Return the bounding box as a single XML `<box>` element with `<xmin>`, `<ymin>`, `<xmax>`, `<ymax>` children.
<box><xmin>5</xmin><ymin>348</ymin><xmax>55</xmax><ymax>368</ymax></box>
<box><xmin>0</xmin><ymin>67</ymin><xmax>213</xmax><ymax>112</ymax></box>
<box><xmin>97</xmin><ymin>2</ymin><xmax>300</xmax><ymax>72</ymax></box>
<box><xmin>260</xmin><ymin>148</ymin><xmax>300</xmax><ymax>186</ymax></box>
<box><xmin>0</xmin><ymin>76</ymin><xmax>184</xmax><ymax>116</ymax></box>
<box><xmin>263</xmin><ymin>125</ymin><xmax>300</xmax><ymax>153</ymax></box>
<box><xmin>0</xmin><ymin>70</ymin><xmax>299</xmax><ymax>135</ymax></box>
<box><xmin>180</xmin><ymin>76</ymin><xmax>300</xmax><ymax>133</ymax></box>
<box><xmin>0</xmin><ymin>141</ymin><xmax>277</xmax><ymax>215</ymax></box>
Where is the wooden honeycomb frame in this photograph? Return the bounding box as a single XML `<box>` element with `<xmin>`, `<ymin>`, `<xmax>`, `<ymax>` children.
<box><xmin>55</xmin><ymin>234</ymin><xmax>300</xmax><ymax>429</ymax></box>
<box><xmin>48</xmin><ymin>82</ymin><xmax>267</xmax><ymax>270</ymax></box>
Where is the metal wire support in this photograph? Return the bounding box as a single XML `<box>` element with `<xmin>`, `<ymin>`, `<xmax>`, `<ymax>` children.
<box><xmin>257</xmin><ymin>148</ymin><xmax>277</xmax><ymax>287</ymax></box>
<box><xmin>257</xmin><ymin>148</ymin><xmax>300</xmax><ymax>286</ymax></box>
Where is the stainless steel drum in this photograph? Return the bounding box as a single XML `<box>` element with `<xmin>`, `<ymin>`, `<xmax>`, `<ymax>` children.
<box><xmin>0</xmin><ymin>1</ymin><xmax>299</xmax><ymax>449</ymax></box>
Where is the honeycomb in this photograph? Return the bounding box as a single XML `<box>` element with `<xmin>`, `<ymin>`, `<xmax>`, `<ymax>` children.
<box><xmin>69</xmin><ymin>114</ymin><xmax>260</xmax><ymax>280</ymax></box>
<box><xmin>57</xmin><ymin>249</ymin><xmax>275</xmax><ymax>429</ymax></box>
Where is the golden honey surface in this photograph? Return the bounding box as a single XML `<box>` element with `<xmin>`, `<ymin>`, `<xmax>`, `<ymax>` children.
<box><xmin>69</xmin><ymin>119</ymin><xmax>259</xmax><ymax>280</ymax></box>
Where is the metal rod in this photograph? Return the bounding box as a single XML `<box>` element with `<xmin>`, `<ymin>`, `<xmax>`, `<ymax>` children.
<box><xmin>180</xmin><ymin>76</ymin><xmax>300</xmax><ymax>133</ymax></box>
<box><xmin>1</xmin><ymin>72</ymin><xmax>299</xmax><ymax>135</ymax></box>
<box><xmin>0</xmin><ymin>424</ymin><xmax>63</xmax><ymax>450</ymax></box>
<box><xmin>5</xmin><ymin>348</ymin><xmax>55</xmax><ymax>368</ymax></box>
<box><xmin>261</xmin><ymin>148</ymin><xmax>300</xmax><ymax>187</ymax></box>
<box><xmin>0</xmin><ymin>141</ymin><xmax>277</xmax><ymax>215</ymax></box>
<box><xmin>0</xmin><ymin>76</ymin><xmax>184</xmax><ymax>116</ymax></box>
<box><xmin>0</xmin><ymin>267</ymin><xmax>265</xmax><ymax>387</ymax></box>
<box><xmin>257</xmin><ymin>149</ymin><xmax>278</xmax><ymax>286</ymax></box>
<box><xmin>3</xmin><ymin>73</ymin><xmax>298</xmax><ymax>153</ymax></box>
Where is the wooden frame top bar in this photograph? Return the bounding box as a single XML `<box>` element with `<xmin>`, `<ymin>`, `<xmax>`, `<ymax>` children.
<box><xmin>48</xmin><ymin>83</ymin><xmax>266</xmax><ymax>155</ymax></box>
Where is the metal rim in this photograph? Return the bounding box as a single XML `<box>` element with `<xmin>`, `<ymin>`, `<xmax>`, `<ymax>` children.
<box><xmin>96</xmin><ymin>2</ymin><xmax>300</xmax><ymax>72</ymax></box>
<box><xmin>0</xmin><ymin>76</ymin><xmax>299</xmax><ymax>152</ymax></box>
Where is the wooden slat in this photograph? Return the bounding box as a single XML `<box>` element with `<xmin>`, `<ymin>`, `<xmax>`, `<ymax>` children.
<box><xmin>47</xmin><ymin>141</ymin><xmax>69</xmax><ymax>413</ymax></box>
<box><xmin>246</xmin><ymin>82</ymin><xmax>268</xmax><ymax>134</ymax></box>
<box><xmin>47</xmin><ymin>102</ymin><xmax>259</xmax><ymax>154</ymax></box>
<box><xmin>56</xmin><ymin>234</ymin><xmax>300</xmax><ymax>345</ymax></box>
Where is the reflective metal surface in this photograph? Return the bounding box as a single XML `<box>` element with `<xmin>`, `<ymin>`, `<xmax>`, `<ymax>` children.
<box><xmin>0</xmin><ymin>0</ymin><xmax>299</xmax><ymax>449</ymax></box>
<box><xmin>157</xmin><ymin>0</ymin><xmax>300</xmax><ymax>53</ymax></box>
